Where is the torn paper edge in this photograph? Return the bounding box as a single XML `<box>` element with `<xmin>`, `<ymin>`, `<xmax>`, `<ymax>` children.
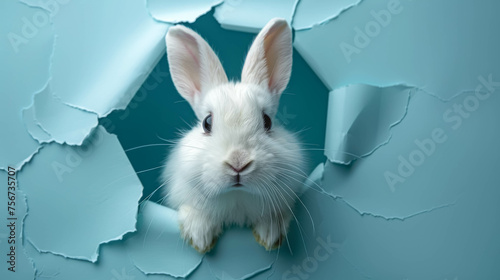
<box><xmin>49</xmin><ymin>38</ymin><xmax>166</xmax><ymax>119</ymax></box>
<box><xmin>289</xmin><ymin>0</ymin><xmax>301</xmax><ymax>27</ymax></box>
<box><xmin>292</xmin><ymin>0</ymin><xmax>364</xmax><ymax>31</ymax></box>
<box><xmin>19</xmin><ymin>188</ymin><xmax>37</xmax><ymax>278</ymax></box>
<box><xmin>213</xmin><ymin>1</ymin><xmax>295</xmax><ymax>34</ymax></box>
<box><xmin>20</xmin><ymin>127</ymin><xmax>144</xmax><ymax>263</ymax></box>
<box><xmin>320</xmin><ymin>176</ymin><xmax>458</xmax><ymax>221</ymax></box>
<box><xmin>22</xmin><ymin>82</ymin><xmax>100</xmax><ymax>146</ymax></box>
<box><xmin>56</xmin><ymin>66</ymin><xmax>162</xmax><ymax>119</ymax></box>
<box><xmin>0</xmin><ymin>145</ymin><xmax>44</xmax><ymax>173</ymax></box>
<box><xmin>207</xmin><ymin>250</ymin><xmax>278</xmax><ymax>280</ymax></box>
<box><xmin>322</xmin><ymin>83</ymin><xmax>493</xmax><ymax>166</ymax></box>
<box><xmin>324</xmin><ymin>85</ymin><xmax>414</xmax><ymax>165</ymax></box>
<box><xmin>133</xmin><ymin>256</ymin><xmax>204</xmax><ymax>278</ymax></box>
<box><xmin>3</xmin><ymin>1</ymin><xmax>55</xmax><ymax>171</ymax></box>
<box><xmin>26</xmin><ymin>222</ymin><xmax>139</xmax><ymax>263</ymax></box>
<box><xmin>146</xmin><ymin>0</ymin><xmax>224</xmax><ymax>24</ymax></box>
<box><xmin>20</xmin><ymin>16</ymin><xmax>166</xmax><ymax>146</ymax></box>
<box><xmin>307</xmin><ymin>160</ymin><xmax>458</xmax><ymax>221</ymax></box>
<box><xmin>18</xmin><ymin>0</ymin><xmax>53</xmax><ymax>14</ymax></box>
<box><xmin>294</xmin><ymin>22</ymin><xmax>494</xmax><ymax>103</ymax></box>
<box><xmin>300</xmin><ymin>162</ymin><xmax>325</xmax><ymax>193</ymax></box>
<box><xmin>127</xmin><ymin>201</ymin><xmax>204</xmax><ymax>278</ymax></box>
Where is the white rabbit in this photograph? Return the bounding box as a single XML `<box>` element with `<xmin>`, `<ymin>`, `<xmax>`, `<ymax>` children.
<box><xmin>162</xmin><ymin>18</ymin><xmax>305</xmax><ymax>253</ymax></box>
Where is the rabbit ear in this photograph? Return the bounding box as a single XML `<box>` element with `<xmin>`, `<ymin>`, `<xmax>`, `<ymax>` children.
<box><xmin>241</xmin><ymin>18</ymin><xmax>292</xmax><ymax>96</ymax></box>
<box><xmin>166</xmin><ymin>25</ymin><xmax>228</xmax><ymax>109</ymax></box>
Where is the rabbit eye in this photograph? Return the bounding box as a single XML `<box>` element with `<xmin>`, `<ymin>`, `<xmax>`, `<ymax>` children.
<box><xmin>203</xmin><ymin>114</ymin><xmax>212</xmax><ymax>134</ymax></box>
<box><xmin>263</xmin><ymin>113</ymin><xmax>272</xmax><ymax>131</ymax></box>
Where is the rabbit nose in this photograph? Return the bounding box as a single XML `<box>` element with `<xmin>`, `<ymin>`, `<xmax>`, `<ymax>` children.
<box><xmin>225</xmin><ymin>150</ymin><xmax>253</xmax><ymax>173</ymax></box>
<box><xmin>225</xmin><ymin>160</ymin><xmax>253</xmax><ymax>173</ymax></box>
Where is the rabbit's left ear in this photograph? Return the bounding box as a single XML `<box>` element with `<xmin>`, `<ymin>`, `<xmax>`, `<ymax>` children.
<box><xmin>166</xmin><ymin>25</ymin><xmax>228</xmax><ymax>110</ymax></box>
<box><xmin>241</xmin><ymin>18</ymin><xmax>292</xmax><ymax>96</ymax></box>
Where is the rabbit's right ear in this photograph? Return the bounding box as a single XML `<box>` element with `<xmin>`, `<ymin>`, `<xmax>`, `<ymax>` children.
<box><xmin>166</xmin><ymin>25</ymin><xmax>228</xmax><ymax>111</ymax></box>
<box><xmin>241</xmin><ymin>19</ymin><xmax>292</xmax><ymax>97</ymax></box>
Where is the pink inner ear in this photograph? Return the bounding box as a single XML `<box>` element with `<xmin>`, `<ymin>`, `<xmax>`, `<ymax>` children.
<box><xmin>263</xmin><ymin>23</ymin><xmax>287</xmax><ymax>93</ymax></box>
<box><xmin>167</xmin><ymin>25</ymin><xmax>228</xmax><ymax>108</ymax></box>
<box><xmin>182</xmin><ymin>37</ymin><xmax>200</xmax><ymax>67</ymax></box>
<box><xmin>183</xmin><ymin>40</ymin><xmax>200</xmax><ymax>99</ymax></box>
<box><xmin>180</xmin><ymin>32</ymin><xmax>202</xmax><ymax>96</ymax></box>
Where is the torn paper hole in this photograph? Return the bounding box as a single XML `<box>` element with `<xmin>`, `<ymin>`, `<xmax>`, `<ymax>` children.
<box><xmin>22</xmin><ymin>104</ymin><xmax>52</xmax><ymax>143</ymax></box>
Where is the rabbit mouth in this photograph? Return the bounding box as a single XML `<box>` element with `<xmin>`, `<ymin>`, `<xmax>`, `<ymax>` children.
<box><xmin>232</xmin><ymin>173</ymin><xmax>244</xmax><ymax>187</ymax></box>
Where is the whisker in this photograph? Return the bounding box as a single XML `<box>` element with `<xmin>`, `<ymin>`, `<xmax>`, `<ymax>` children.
<box><xmin>135</xmin><ymin>165</ymin><xmax>167</xmax><ymax>175</ymax></box>
<box><xmin>272</xmin><ymin>172</ymin><xmax>316</xmax><ymax>235</ymax></box>
<box><xmin>125</xmin><ymin>143</ymin><xmax>172</xmax><ymax>152</ymax></box>
<box><xmin>259</xmin><ymin>178</ymin><xmax>293</xmax><ymax>254</ymax></box>
<box><xmin>272</xmin><ymin>165</ymin><xmax>325</xmax><ymax>194</ymax></box>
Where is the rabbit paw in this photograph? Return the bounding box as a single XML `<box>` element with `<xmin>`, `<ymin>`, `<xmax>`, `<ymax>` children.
<box><xmin>252</xmin><ymin>221</ymin><xmax>286</xmax><ymax>251</ymax></box>
<box><xmin>179</xmin><ymin>205</ymin><xmax>219</xmax><ymax>253</ymax></box>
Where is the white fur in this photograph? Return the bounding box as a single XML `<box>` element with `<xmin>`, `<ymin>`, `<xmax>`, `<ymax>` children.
<box><xmin>163</xmin><ymin>19</ymin><xmax>304</xmax><ymax>252</ymax></box>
